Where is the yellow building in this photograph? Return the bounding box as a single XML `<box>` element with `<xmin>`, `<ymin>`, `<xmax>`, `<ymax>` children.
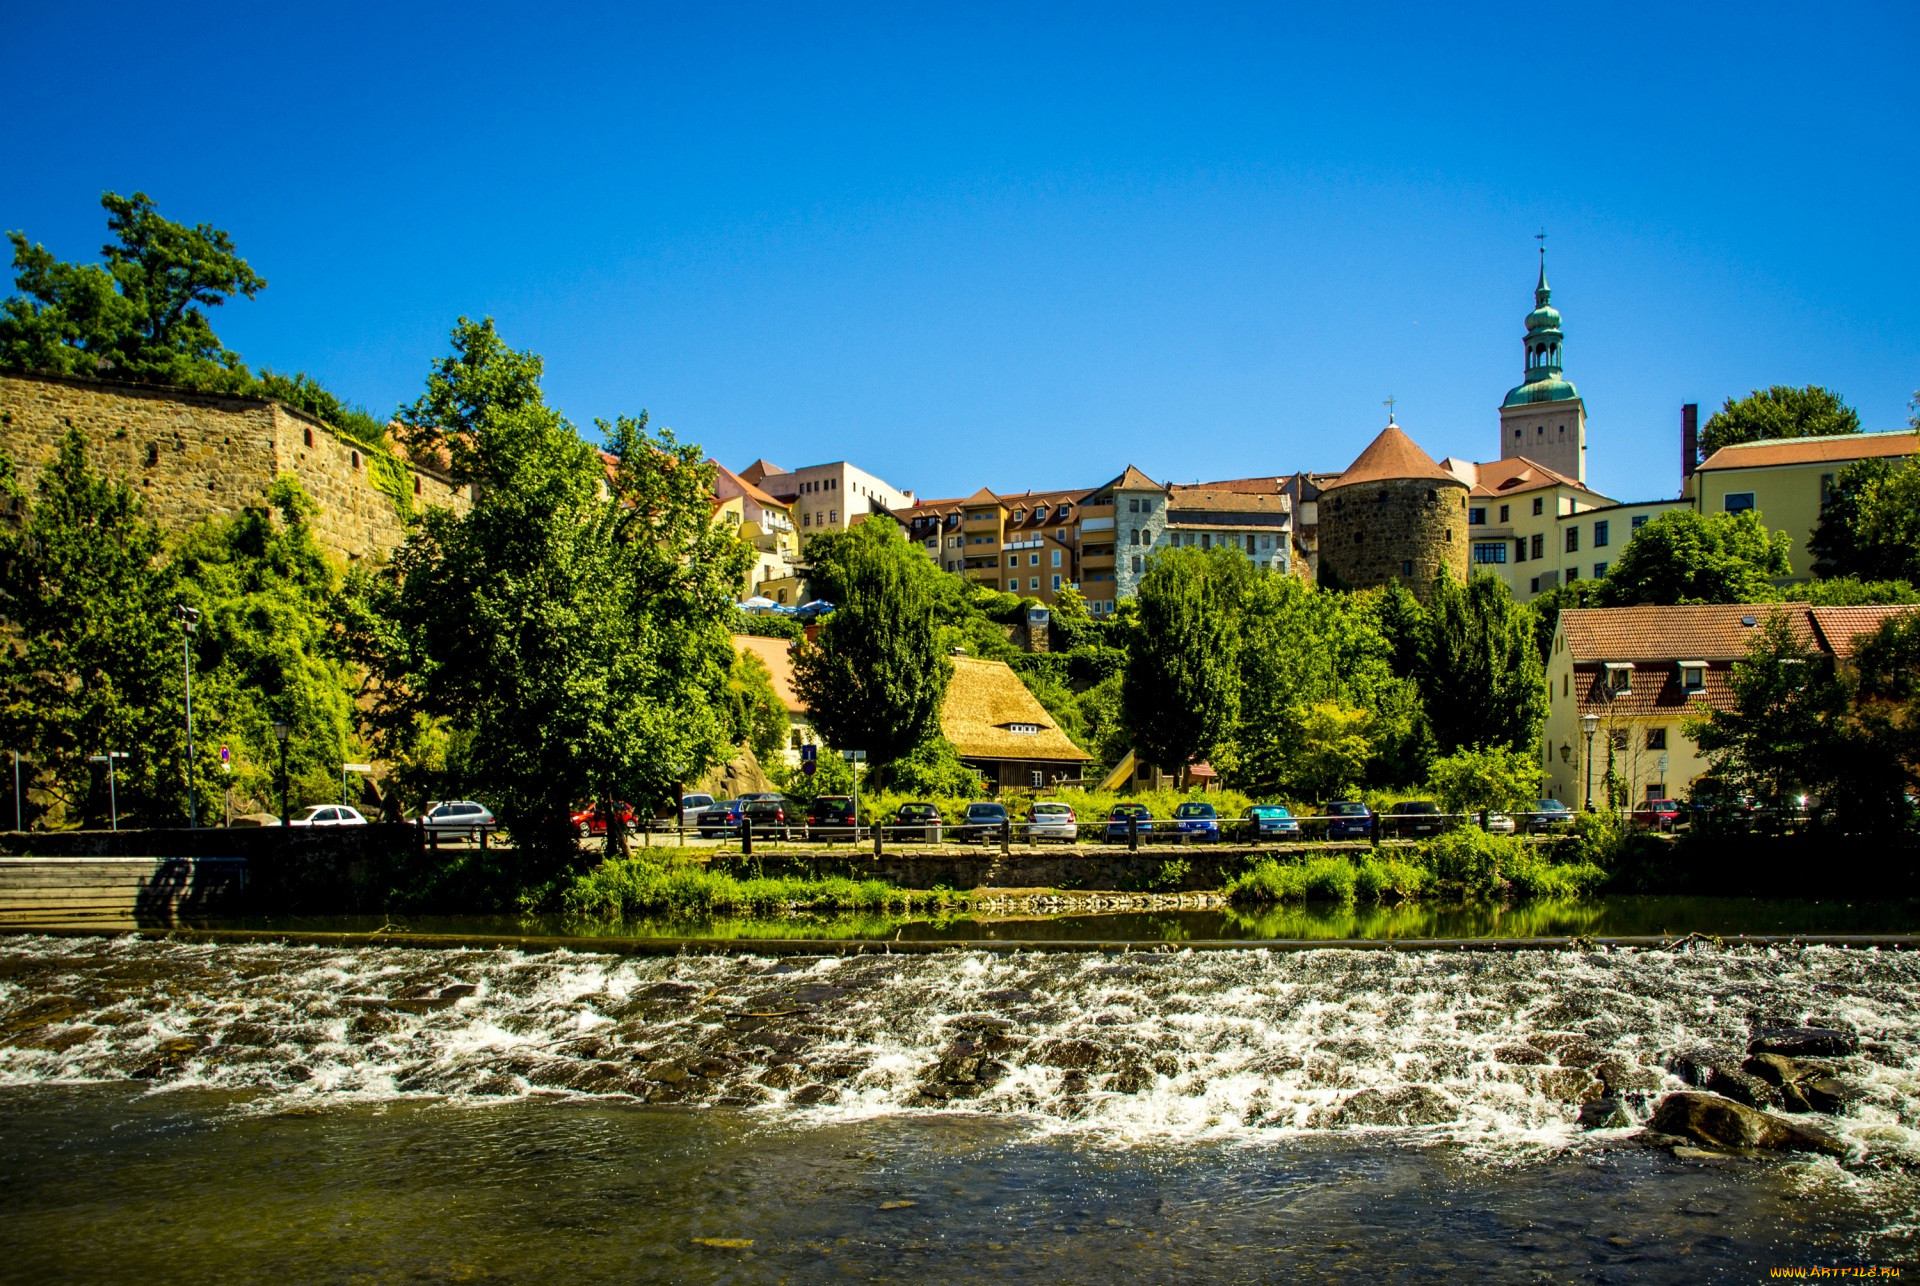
<box><xmin>1543</xmin><ymin>603</ymin><xmax>1917</xmax><ymax>809</ymax></box>
<box><xmin>711</xmin><ymin>461</ymin><xmax>802</xmax><ymax>603</ymax></box>
<box><xmin>1686</xmin><ymin>431</ymin><xmax>1919</xmax><ymax>580</ymax></box>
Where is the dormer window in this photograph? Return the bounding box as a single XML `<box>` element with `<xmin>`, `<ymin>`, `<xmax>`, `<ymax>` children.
<box><xmin>1679</xmin><ymin>662</ymin><xmax>1707</xmax><ymax>692</ymax></box>
<box><xmin>1012</xmin><ymin>509</ymin><xmax>1024</xmax><ymax>522</ymax></box>
<box><xmin>1605</xmin><ymin>663</ymin><xmax>1634</xmax><ymax>695</ymax></box>
<box><xmin>1002</xmin><ymin>722</ymin><xmax>1041</xmax><ymax>735</ymax></box>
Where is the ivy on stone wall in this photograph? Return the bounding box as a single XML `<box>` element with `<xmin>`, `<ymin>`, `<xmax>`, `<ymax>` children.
<box><xmin>365</xmin><ymin>450</ymin><xmax>413</xmax><ymax>518</ymax></box>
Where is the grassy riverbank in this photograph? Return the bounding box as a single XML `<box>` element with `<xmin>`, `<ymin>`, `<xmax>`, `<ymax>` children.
<box><xmin>560</xmin><ymin>849</ymin><xmax>967</xmax><ymax>919</ymax></box>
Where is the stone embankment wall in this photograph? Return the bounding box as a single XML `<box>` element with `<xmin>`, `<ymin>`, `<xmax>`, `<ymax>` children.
<box><xmin>0</xmin><ymin>372</ymin><xmax>470</xmax><ymax>564</ymax></box>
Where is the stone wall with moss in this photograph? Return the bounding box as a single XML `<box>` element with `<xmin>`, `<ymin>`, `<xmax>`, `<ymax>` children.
<box><xmin>0</xmin><ymin>372</ymin><xmax>469</xmax><ymax>564</ymax></box>
<box><xmin>1316</xmin><ymin>476</ymin><xmax>1470</xmax><ymax>600</ymax></box>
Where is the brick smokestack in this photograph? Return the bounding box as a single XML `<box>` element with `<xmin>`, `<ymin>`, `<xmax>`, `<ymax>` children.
<box><xmin>1681</xmin><ymin>403</ymin><xmax>1699</xmax><ymax>485</ymax></box>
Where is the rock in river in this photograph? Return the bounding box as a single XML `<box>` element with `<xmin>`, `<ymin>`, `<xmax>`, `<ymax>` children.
<box><xmin>1647</xmin><ymin>1091</ymin><xmax>1847</xmax><ymax>1157</ymax></box>
<box><xmin>1748</xmin><ymin>1027</ymin><xmax>1858</xmax><ymax>1058</ymax></box>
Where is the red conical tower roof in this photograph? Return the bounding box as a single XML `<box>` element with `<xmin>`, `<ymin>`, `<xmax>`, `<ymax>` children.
<box><xmin>1327</xmin><ymin>421</ymin><xmax>1459</xmax><ymax>489</ymax></box>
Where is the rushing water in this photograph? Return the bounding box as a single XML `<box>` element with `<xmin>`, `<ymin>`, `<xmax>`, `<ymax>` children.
<box><xmin>2</xmin><ymin>933</ymin><xmax>1917</xmax><ymax>1279</ymax></box>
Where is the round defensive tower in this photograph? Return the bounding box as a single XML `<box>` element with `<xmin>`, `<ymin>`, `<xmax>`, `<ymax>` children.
<box><xmin>1316</xmin><ymin>418</ymin><xmax>1470</xmax><ymax>600</ymax></box>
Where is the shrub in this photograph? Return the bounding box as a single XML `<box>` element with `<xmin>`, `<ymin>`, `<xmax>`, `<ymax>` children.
<box><xmin>560</xmin><ymin>850</ymin><xmax>962</xmax><ymax>920</ymax></box>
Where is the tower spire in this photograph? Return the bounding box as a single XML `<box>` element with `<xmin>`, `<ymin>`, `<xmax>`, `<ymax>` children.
<box><xmin>1534</xmin><ymin>229</ymin><xmax>1550</xmax><ymax>302</ymax></box>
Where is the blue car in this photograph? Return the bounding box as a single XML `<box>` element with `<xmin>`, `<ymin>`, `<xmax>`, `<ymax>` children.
<box><xmin>1172</xmin><ymin>801</ymin><xmax>1220</xmax><ymax>841</ymax></box>
<box><xmin>1243</xmin><ymin>804</ymin><xmax>1301</xmax><ymax>840</ymax></box>
<box><xmin>1103</xmin><ymin>803</ymin><xmax>1155</xmax><ymax>842</ymax></box>
<box><xmin>1325</xmin><ymin>801</ymin><xmax>1372</xmax><ymax>840</ymax></box>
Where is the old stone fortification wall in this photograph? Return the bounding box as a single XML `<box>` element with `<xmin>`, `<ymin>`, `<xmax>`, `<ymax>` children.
<box><xmin>1317</xmin><ymin>476</ymin><xmax>1470</xmax><ymax>600</ymax></box>
<box><xmin>0</xmin><ymin>372</ymin><xmax>469</xmax><ymax>564</ymax></box>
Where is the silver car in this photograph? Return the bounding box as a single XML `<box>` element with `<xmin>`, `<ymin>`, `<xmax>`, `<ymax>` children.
<box><xmin>678</xmin><ymin>793</ymin><xmax>715</xmax><ymax>827</ymax></box>
<box><xmin>1028</xmin><ymin>801</ymin><xmax>1078</xmax><ymax>842</ymax></box>
<box><xmin>418</xmin><ymin>800</ymin><xmax>495</xmax><ymax>835</ymax></box>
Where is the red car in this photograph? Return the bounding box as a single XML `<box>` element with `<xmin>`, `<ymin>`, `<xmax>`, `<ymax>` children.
<box><xmin>1631</xmin><ymin>799</ymin><xmax>1682</xmax><ymax>832</ymax></box>
<box><xmin>571</xmin><ymin>801</ymin><xmax>636</xmax><ymax>838</ymax></box>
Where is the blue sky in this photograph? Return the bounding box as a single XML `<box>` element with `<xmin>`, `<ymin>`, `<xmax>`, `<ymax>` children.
<box><xmin>3</xmin><ymin>2</ymin><xmax>1915</xmax><ymax>505</ymax></box>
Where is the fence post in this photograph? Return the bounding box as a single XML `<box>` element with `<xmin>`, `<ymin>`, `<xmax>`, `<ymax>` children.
<box><xmin>1000</xmin><ymin>817</ymin><xmax>1010</xmax><ymax>855</ymax></box>
<box><xmin>1128</xmin><ymin>814</ymin><xmax>1139</xmax><ymax>852</ymax></box>
<box><xmin>1370</xmin><ymin>811</ymin><xmax>1380</xmax><ymax>847</ymax></box>
<box><xmin>742</xmin><ymin>815</ymin><xmax>753</xmax><ymax>856</ymax></box>
<box><xmin>873</xmin><ymin>822</ymin><xmax>883</xmax><ymax>857</ymax></box>
<box><xmin>1478</xmin><ymin>809</ymin><xmax>1488</xmax><ymax>833</ymax></box>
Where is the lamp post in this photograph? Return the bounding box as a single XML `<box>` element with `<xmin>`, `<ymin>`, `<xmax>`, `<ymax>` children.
<box><xmin>176</xmin><ymin>603</ymin><xmax>200</xmax><ymax>828</ymax></box>
<box><xmin>1580</xmin><ymin>713</ymin><xmax>1600</xmax><ymax>813</ymax></box>
<box><xmin>88</xmin><ymin>752</ymin><xmax>128</xmax><ymax>830</ymax></box>
<box><xmin>272</xmin><ymin>721</ymin><xmax>291</xmax><ymax>827</ymax></box>
<box><xmin>11</xmin><ymin>750</ymin><xmax>20</xmax><ymax>832</ymax></box>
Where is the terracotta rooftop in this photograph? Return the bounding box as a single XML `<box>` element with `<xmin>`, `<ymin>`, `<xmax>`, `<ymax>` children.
<box><xmin>732</xmin><ymin>635</ymin><xmax>804</xmax><ymax>714</ymax></box>
<box><xmin>1442</xmin><ymin>455</ymin><xmax>1590</xmax><ymax>498</ymax></box>
<box><xmin>1174</xmin><ymin>475</ymin><xmax>1287</xmax><ymax>494</ymax></box>
<box><xmin>962</xmin><ymin>486</ymin><xmax>1001</xmax><ymax>507</ymax></box>
<box><xmin>1561</xmin><ymin>604</ymin><xmax>1816</xmax><ymax>662</ymax></box>
<box><xmin>738</xmin><ymin>459</ymin><xmax>786</xmax><ymax>486</ymax></box>
<box><xmin>942</xmin><ymin>656</ymin><xmax>1091</xmax><ymax>763</ymax></box>
<box><xmin>1808</xmin><ymin>605</ymin><xmax>1920</xmax><ymax>659</ymax></box>
<box><xmin>1326</xmin><ymin>423</ymin><xmax>1460</xmax><ymax>489</ymax></box>
<box><xmin>1109</xmin><ymin>465</ymin><xmax>1163</xmax><ymax>492</ymax></box>
<box><xmin>709</xmin><ymin>459</ymin><xmax>788</xmax><ymax>510</ymax></box>
<box><xmin>1166</xmin><ymin>489</ymin><xmax>1292</xmax><ymax>515</ymax></box>
<box><xmin>1696</xmin><ymin>431</ymin><xmax>1918</xmax><ymax>473</ymax></box>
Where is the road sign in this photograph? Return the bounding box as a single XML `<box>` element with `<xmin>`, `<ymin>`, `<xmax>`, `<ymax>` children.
<box><xmin>800</xmin><ymin>744</ymin><xmax>817</xmax><ymax>762</ymax></box>
<box><xmin>219</xmin><ymin>745</ymin><xmax>230</xmax><ymax>774</ymax></box>
<box><xmin>842</xmin><ymin>749</ymin><xmax>867</xmax><ymax>762</ymax></box>
<box><xmin>802</xmin><ymin>760</ymin><xmax>816</xmax><ymax>777</ymax></box>
<box><xmin>344</xmin><ymin>763</ymin><xmax>373</xmax><ymax>774</ymax></box>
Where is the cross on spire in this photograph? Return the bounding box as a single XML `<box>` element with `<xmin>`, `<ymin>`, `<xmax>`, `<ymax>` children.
<box><xmin>1535</xmin><ymin>228</ymin><xmax>1547</xmax><ymax>260</ymax></box>
<box><xmin>1382</xmin><ymin>395</ymin><xmax>1397</xmax><ymax>424</ymax></box>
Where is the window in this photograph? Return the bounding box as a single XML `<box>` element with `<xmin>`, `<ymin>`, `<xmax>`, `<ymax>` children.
<box><xmin>1051</xmin><ymin>549</ymin><xmax>1062</xmax><ymax>567</ymax></box>
<box><xmin>1680</xmin><ymin>664</ymin><xmax>1706</xmax><ymax>692</ymax></box>
<box><xmin>1631</xmin><ymin>514</ymin><xmax>1648</xmax><ymax>531</ymax></box>
<box><xmin>1012</xmin><ymin>509</ymin><xmax>1024</xmax><ymax>522</ymax></box>
<box><xmin>1200</xmin><ymin>533</ymin><xmax>1211</xmax><ymax>550</ymax></box>
<box><xmin>1401</xmin><ymin>560</ymin><xmax>1414</xmax><ymax>576</ymax></box>
<box><xmin>1529</xmin><ymin>576</ymin><xmax>1540</xmax><ymax>593</ymax></box>
<box><xmin>1593</xmin><ymin>520</ymin><xmax>1610</xmax><ymax>548</ymax></box>
<box><xmin>1514</xmin><ymin>538</ymin><xmax>1527</xmax><ymax>563</ymax></box>
<box><xmin>1530</xmin><ymin>533</ymin><xmax>1545</xmax><ymax>559</ymax></box>
<box><xmin>1723</xmin><ymin>492</ymin><xmax>1756</xmax><ymax>514</ymax></box>
<box><xmin>1472</xmin><ymin>541</ymin><xmax>1508</xmax><ymax>564</ymax></box>
<box><xmin>1820</xmin><ymin>473</ymin><xmax>1836</xmax><ymax>505</ymax></box>
<box><xmin>828</xmin><ymin>508</ymin><xmax>838</xmax><ymax>523</ymax></box>
<box><xmin>1468</xmin><ymin>507</ymin><xmax>1486</xmax><ymax>525</ymax></box>
<box><xmin>1129</xmin><ymin>529</ymin><xmax>1140</xmax><ymax>546</ymax></box>
<box><xmin>804</xmin><ymin>512</ymin><xmax>814</xmax><ymax>528</ymax></box>
<box><xmin>1128</xmin><ymin>499</ymin><xmax>1140</xmax><ymax>513</ymax></box>
<box><xmin>1593</xmin><ymin>562</ymin><xmax>1607</xmax><ymax>577</ymax></box>
<box><xmin>1646</xmin><ymin>727</ymin><xmax>1667</xmax><ymax>751</ymax></box>
<box><xmin>350</xmin><ymin>450</ymin><xmax>362</xmax><ymax>469</ymax></box>
<box><xmin>302</xmin><ymin>427</ymin><xmax>313</xmax><ymax>448</ymax></box>
<box><xmin>1031</xmin><ymin>770</ymin><xmax>1044</xmax><ymax>788</ymax></box>
<box><xmin>1532</xmin><ymin>497</ymin><xmax>1544</xmax><ymax>516</ymax></box>
<box><xmin>1051</xmin><ymin>574</ymin><xmax>1061</xmax><ymax>590</ymax></box>
<box><xmin>1565</xmin><ymin>527</ymin><xmax>1579</xmax><ymax>553</ymax></box>
<box><xmin>1143</xmin><ymin>528</ymin><xmax>1154</xmax><ymax>544</ymax></box>
<box><xmin>1029</xmin><ymin>577</ymin><xmax>1039</xmax><ymax>590</ymax></box>
<box><xmin>1610</xmin><ymin>729</ymin><xmax>1631</xmax><ymax>752</ymax></box>
<box><xmin>1008</xmin><ymin>579</ymin><xmax>1019</xmax><ymax>591</ymax></box>
<box><xmin>1260</xmin><ymin>534</ymin><xmax>1272</xmax><ymax>550</ymax></box>
<box><xmin>1131</xmin><ymin>555</ymin><xmax>1143</xmax><ymax>573</ymax></box>
<box><xmin>1245</xmin><ymin>534</ymin><xmax>1256</xmax><ymax>554</ymax></box>
<box><xmin>1498</xmin><ymin>504</ymin><xmax>1510</xmax><ymax>523</ymax></box>
<box><xmin>1607</xmin><ymin>664</ymin><xmax>1633</xmax><ymax>695</ymax></box>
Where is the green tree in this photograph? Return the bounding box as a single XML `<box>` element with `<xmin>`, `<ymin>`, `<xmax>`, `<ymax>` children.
<box><xmin>1416</xmin><ymin>572</ymin><xmax>1545</xmax><ymax>757</ymax></box>
<box><xmin>1806</xmin><ymin>456</ymin><xmax>1920</xmax><ymax>583</ymax></box>
<box><xmin>726</xmin><ymin>648</ymin><xmax>791</xmax><ymax>767</ymax></box>
<box><xmin>1426</xmin><ymin>744</ymin><xmax>1543</xmax><ymax>815</ymax></box>
<box><xmin>344</xmin><ymin>319</ymin><xmax>747</xmax><ymax>873</ymax></box>
<box><xmin>1683</xmin><ymin>608</ymin><xmax>1848</xmax><ymax>815</ymax></box>
<box><xmin>1841</xmin><ymin>612</ymin><xmax>1920</xmax><ymax>834</ymax></box>
<box><xmin>792</xmin><ymin>520</ymin><xmax>953</xmax><ymax>768</ymax></box>
<box><xmin>1596</xmin><ymin>508</ymin><xmax>1791</xmax><ymax>605</ymax></box>
<box><xmin>1698</xmin><ymin>385</ymin><xmax>1860</xmax><ymax>459</ymax></box>
<box><xmin>1289</xmin><ymin>701</ymin><xmax>1373</xmax><ymax>801</ymax></box>
<box><xmin>1122</xmin><ymin>546</ymin><xmax>1243</xmax><ymax>774</ymax></box>
<box><xmin>0</xmin><ymin>430</ymin><xmax>198</xmax><ymax>826</ymax></box>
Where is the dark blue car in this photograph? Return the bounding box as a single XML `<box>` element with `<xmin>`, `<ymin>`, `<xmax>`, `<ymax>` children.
<box><xmin>1325</xmin><ymin>801</ymin><xmax>1372</xmax><ymax>840</ymax></box>
<box><xmin>1104</xmin><ymin>803</ymin><xmax>1155</xmax><ymax>841</ymax></box>
<box><xmin>1172</xmin><ymin>801</ymin><xmax>1220</xmax><ymax>841</ymax></box>
<box><xmin>1243</xmin><ymin>804</ymin><xmax>1301</xmax><ymax>839</ymax></box>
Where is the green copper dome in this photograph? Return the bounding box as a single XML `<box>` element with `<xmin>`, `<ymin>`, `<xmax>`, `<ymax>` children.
<box><xmin>1503</xmin><ymin>254</ymin><xmax>1578</xmax><ymax>405</ymax></box>
<box><xmin>1526</xmin><ymin>303</ymin><xmax>1562</xmax><ymax>332</ymax></box>
<box><xmin>1503</xmin><ymin>374</ymin><xmax>1580</xmax><ymax>407</ymax></box>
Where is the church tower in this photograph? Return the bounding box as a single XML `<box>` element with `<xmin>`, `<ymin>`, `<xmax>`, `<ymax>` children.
<box><xmin>1498</xmin><ymin>254</ymin><xmax>1586</xmax><ymax>482</ymax></box>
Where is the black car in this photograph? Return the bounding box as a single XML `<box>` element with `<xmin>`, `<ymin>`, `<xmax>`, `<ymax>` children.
<box><xmin>886</xmin><ymin>802</ymin><xmax>945</xmax><ymax>842</ymax></box>
<box><xmin>1525</xmin><ymin>798</ymin><xmax>1577</xmax><ymax>833</ymax></box>
<box><xmin>741</xmin><ymin>797</ymin><xmax>792</xmax><ymax>839</ymax></box>
<box><xmin>957</xmin><ymin>802</ymin><xmax>1008</xmax><ymax>843</ymax></box>
<box><xmin>806</xmin><ymin>795</ymin><xmax>857</xmax><ymax>838</ymax></box>
<box><xmin>1384</xmin><ymin>799</ymin><xmax>1446</xmax><ymax>838</ymax></box>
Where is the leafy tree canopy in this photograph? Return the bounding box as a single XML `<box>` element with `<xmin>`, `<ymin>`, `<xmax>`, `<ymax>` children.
<box><xmin>1698</xmin><ymin>385</ymin><xmax>1860</xmax><ymax>459</ymax></box>
<box><xmin>1416</xmin><ymin>572</ymin><xmax>1545</xmax><ymax>758</ymax></box>
<box><xmin>1682</xmin><ymin>609</ymin><xmax>1848</xmax><ymax>812</ymax></box>
<box><xmin>1806</xmin><ymin>455</ymin><xmax>1920</xmax><ymax>584</ymax></box>
<box><xmin>1426</xmin><ymin>744</ymin><xmax>1543</xmax><ymax>815</ymax></box>
<box><xmin>1596</xmin><ymin>508</ymin><xmax>1790</xmax><ymax>605</ymax></box>
<box><xmin>1121</xmin><ymin>546</ymin><xmax>1244</xmax><ymax>773</ymax></box>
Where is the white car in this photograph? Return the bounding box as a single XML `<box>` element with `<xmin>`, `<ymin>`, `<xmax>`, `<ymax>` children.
<box><xmin>288</xmin><ymin>804</ymin><xmax>368</xmax><ymax>827</ymax></box>
<box><xmin>679</xmin><ymin>793</ymin><xmax>715</xmax><ymax>827</ymax></box>
<box><xmin>1484</xmin><ymin>811</ymin><xmax>1517</xmax><ymax>835</ymax></box>
<box><xmin>1028</xmin><ymin>801</ymin><xmax>1079</xmax><ymax>842</ymax></box>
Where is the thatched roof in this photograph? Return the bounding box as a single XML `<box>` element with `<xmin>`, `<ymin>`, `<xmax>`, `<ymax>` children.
<box><xmin>941</xmin><ymin>656</ymin><xmax>1091</xmax><ymax>762</ymax></box>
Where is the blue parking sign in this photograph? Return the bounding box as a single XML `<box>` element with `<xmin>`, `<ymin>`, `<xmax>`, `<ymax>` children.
<box><xmin>801</xmin><ymin>744</ymin><xmax>817</xmax><ymax>762</ymax></box>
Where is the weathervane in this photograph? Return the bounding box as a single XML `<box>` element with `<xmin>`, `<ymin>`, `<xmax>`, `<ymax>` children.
<box><xmin>1383</xmin><ymin>395</ymin><xmax>1397</xmax><ymax>424</ymax></box>
<box><xmin>1535</xmin><ymin>228</ymin><xmax>1547</xmax><ymax>262</ymax></box>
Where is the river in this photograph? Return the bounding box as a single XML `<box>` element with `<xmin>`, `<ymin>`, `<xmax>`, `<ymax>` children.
<box><xmin>2</xmin><ymin>930</ymin><xmax>1917</xmax><ymax>1280</ymax></box>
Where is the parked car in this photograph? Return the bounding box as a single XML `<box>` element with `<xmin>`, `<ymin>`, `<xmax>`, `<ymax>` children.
<box><xmin>1632</xmin><ymin>798</ymin><xmax>1683</xmax><ymax>832</ymax></box>
<box><xmin>1525</xmin><ymin>799</ymin><xmax>1576</xmax><ymax>833</ymax></box>
<box><xmin>1242</xmin><ymin>804</ymin><xmax>1301</xmax><ymax>840</ymax></box>
<box><xmin>806</xmin><ymin>795</ymin><xmax>857</xmax><ymax>838</ymax></box>
<box><xmin>290</xmin><ymin>804</ymin><xmax>368</xmax><ymax>827</ymax></box>
<box><xmin>739</xmin><ymin>792</ymin><xmax>785</xmax><ymax>803</ymax></box>
<box><xmin>886</xmin><ymin>802</ymin><xmax>944</xmax><ymax>843</ymax></box>
<box><xmin>1384</xmin><ymin>799</ymin><xmax>1446</xmax><ymax>838</ymax></box>
<box><xmin>741</xmin><ymin>797</ymin><xmax>792</xmax><ymax>839</ymax></box>
<box><xmin>569</xmin><ymin>801</ymin><xmax>635</xmax><ymax>838</ymax></box>
<box><xmin>958</xmin><ymin>802</ymin><xmax>1009</xmax><ymax>843</ymax></box>
<box><xmin>1324</xmin><ymin>801</ymin><xmax>1372</xmax><ymax>840</ymax></box>
<box><xmin>1103</xmin><ymin>803</ymin><xmax>1154</xmax><ymax>842</ymax></box>
<box><xmin>1483</xmin><ymin>811</ymin><xmax>1517</xmax><ymax>835</ymax></box>
<box><xmin>678</xmin><ymin>793</ymin><xmax>715</xmax><ymax>827</ymax></box>
<box><xmin>417</xmin><ymin>801</ymin><xmax>494</xmax><ymax>835</ymax></box>
<box><xmin>696</xmin><ymin>799</ymin><xmax>746</xmax><ymax>837</ymax></box>
<box><xmin>1029</xmin><ymin>801</ymin><xmax>1077</xmax><ymax>842</ymax></box>
<box><xmin>1172</xmin><ymin>801</ymin><xmax>1220</xmax><ymax>841</ymax></box>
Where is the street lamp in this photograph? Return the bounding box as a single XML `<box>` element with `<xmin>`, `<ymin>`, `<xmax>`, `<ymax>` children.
<box><xmin>176</xmin><ymin>603</ymin><xmax>200</xmax><ymax>829</ymax></box>
<box><xmin>1580</xmin><ymin>713</ymin><xmax>1600</xmax><ymax>813</ymax></box>
<box><xmin>88</xmin><ymin>752</ymin><xmax>128</xmax><ymax>830</ymax></box>
<box><xmin>271</xmin><ymin>721</ymin><xmax>291</xmax><ymax>827</ymax></box>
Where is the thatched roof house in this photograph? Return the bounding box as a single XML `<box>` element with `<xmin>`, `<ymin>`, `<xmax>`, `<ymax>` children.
<box><xmin>942</xmin><ymin>656</ymin><xmax>1091</xmax><ymax>791</ymax></box>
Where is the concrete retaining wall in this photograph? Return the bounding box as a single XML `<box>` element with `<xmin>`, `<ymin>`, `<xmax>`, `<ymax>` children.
<box><xmin>0</xmin><ymin>856</ymin><xmax>247</xmax><ymax>928</ymax></box>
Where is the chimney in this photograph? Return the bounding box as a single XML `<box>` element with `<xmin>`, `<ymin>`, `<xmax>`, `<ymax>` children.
<box><xmin>1681</xmin><ymin>403</ymin><xmax>1699</xmax><ymax>485</ymax></box>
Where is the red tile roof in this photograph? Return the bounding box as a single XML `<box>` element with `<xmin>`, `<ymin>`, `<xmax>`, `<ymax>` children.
<box><xmin>1561</xmin><ymin>604</ymin><xmax>1815</xmax><ymax>662</ymax></box>
<box><xmin>1447</xmin><ymin>455</ymin><xmax>1588</xmax><ymax>498</ymax></box>
<box><xmin>1808</xmin><ymin>605</ymin><xmax>1920</xmax><ymax>659</ymax></box>
<box><xmin>1570</xmin><ymin>662</ymin><xmax>1734</xmax><ymax>720</ymax></box>
<box><xmin>1696</xmin><ymin>431</ymin><xmax>1918</xmax><ymax>473</ymax></box>
<box><xmin>1326</xmin><ymin>423</ymin><xmax>1459</xmax><ymax>489</ymax></box>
